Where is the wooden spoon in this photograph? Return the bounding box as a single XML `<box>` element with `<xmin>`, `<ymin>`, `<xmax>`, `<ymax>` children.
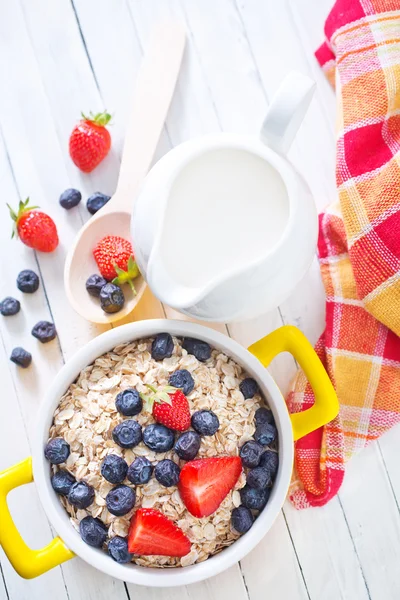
<box><xmin>64</xmin><ymin>23</ymin><xmax>186</xmax><ymax>324</ymax></box>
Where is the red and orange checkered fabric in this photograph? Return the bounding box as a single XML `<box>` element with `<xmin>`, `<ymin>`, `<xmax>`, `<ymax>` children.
<box><xmin>287</xmin><ymin>0</ymin><xmax>400</xmax><ymax>508</ymax></box>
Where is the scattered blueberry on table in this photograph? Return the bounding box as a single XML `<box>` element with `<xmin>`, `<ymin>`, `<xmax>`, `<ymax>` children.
<box><xmin>112</xmin><ymin>420</ymin><xmax>142</xmax><ymax>449</ymax></box>
<box><xmin>44</xmin><ymin>438</ymin><xmax>70</xmax><ymax>464</ymax></box>
<box><xmin>16</xmin><ymin>269</ymin><xmax>39</xmax><ymax>293</ymax></box>
<box><xmin>10</xmin><ymin>347</ymin><xmax>32</xmax><ymax>368</ymax></box>
<box><xmin>151</xmin><ymin>332</ymin><xmax>174</xmax><ymax>360</ymax></box>
<box><xmin>154</xmin><ymin>459</ymin><xmax>180</xmax><ymax>487</ymax></box>
<box><xmin>231</xmin><ymin>506</ymin><xmax>254</xmax><ymax>533</ymax></box>
<box><xmin>31</xmin><ymin>320</ymin><xmax>57</xmax><ymax>343</ymax></box>
<box><xmin>85</xmin><ymin>274</ymin><xmax>107</xmax><ymax>298</ymax></box>
<box><xmin>115</xmin><ymin>388</ymin><xmax>142</xmax><ymax>416</ymax></box>
<box><xmin>68</xmin><ymin>481</ymin><xmax>95</xmax><ymax>509</ymax></box>
<box><xmin>106</xmin><ymin>484</ymin><xmax>136</xmax><ymax>516</ymax></box>
<box><xmin>127</xmin><ymin>457</ymin><xmax>153</xmax><ymax>485</ymax></box>
<box><xmin>239</xmin><ymin>440</ymin><xmax>264</xmax><ymax>468</ymax></box>
<box><xmin>246</xmin><ymin>466</ymin><xmax>271</xmax><ymax>490</ymax></box>
<box><xmin>182</xmin><ymin>337</ymin><xmax>211</xmax><ymax>362</ymax></box>
<box><xmin>59</xmin><ymin>188</ymin><xmax>82</xmax><ymax>210</ymax></box>
<box><xmin>0</xmin><ymin>297</ymin><xmax>20</xmax><ymax>316</ymax></box>
<box><xmin>108</xmin><ymin>536</ymin><xmax>132</xmax><ymax>563</ymax></box>
<box><xmin>79</xmin><ymin>516</ymin><xmax>108</xmax><ymax>548</ymax></box>
<box><xmin>240</xmin><ymin>485</ymin><xmax>270</xmax><ymax>511</ymax></box>
<box><xmin>254</xmin><ymin>422</ymin><xmax>277</xmax><ymax>446</ymax></box>
<box><xmin>99</xmin><ymin>283</ymin><xmax>125</xmax><ymax>314</ymax></box>
<box><xmin>86</xmin><ymin>192</ymin><xmax>111</xmax><ymax>215</ymax></box>
<box><xmin>101</xmin><ymin>454</ymin><xmax>128</xmax><ymax>484</ymax></box>
<box><xmin>169</xmin><ymin>369</ymin><xmax>195</xmax><ymax>395</ymax></box>
<box><xmin>255</xmin><ymin>406</ymin><xmax>275</xmax><ymax>427</ymax></box>
<box><xmin>143</xmin><ymin>424</ymin><xmax>175</xmax><ymax>453</ymax></box>
<box><xmin>191</xmin><ymin>410</ymin><xmax>220</xmax><ymax>436</ymax></box>
<box><xmin>51</xmin><ymin>470</ymin><xmax>76</xmax><ymax>496</ymax></box>
<box><xmin>239</xmin><ymin>377</ymin><xmax>259</xmax><ymax>399</ymax></box>
<box><xmin>174</xmin><ymin>431</ymin><xmax>201</xmax><ymax>461</ymax></box>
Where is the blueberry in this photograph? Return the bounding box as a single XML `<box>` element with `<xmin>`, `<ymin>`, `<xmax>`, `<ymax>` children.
<box><xmin>182</xmin><ymin>338</ymin><xmax>211</xmax><ymax>362</ymax></box>
<box><xmin>240</xmin><ymin>485</ymin><xmax>270</xmax><ymax>511</ymax></box>
<box><xmin>79</xmin><ymin>516</ymin><xmax>108</xmax><ymax>548</ymax></box>
<box><xmin>106</xmin><ymin>484</ymin><xmax>136</xmax><ymax>516</ymax></box>
<box><xmin>31</xmin><ymin>321</ymin><xmax>56</xmax><ymax>343</ymax></box>
<box><xmin>112</xmin><ymin>420</ymin><xmax>142</xmax><ymax>449</ymax></box>
<box><xmin>115</xmin><ymin>389</ymin><xmax>142</xmax><ymax>416</ymax></box>
<box><xmin>44</xmin><ymin>438</ymin><xmax>70</xmax><ymax>464</ymax></box>
<box><xmin>239</xmin><ymin>378</ymin><xmax>259</xmax><ymax>399</ymax></box>
<box><xmin>85</xmin><ymin>274</ymin><xmax>107</xmax><ymax>297</ymax></box>
<box><xmin>254</xmin><ymin>423</ymin><xmax>277</xmax><ymax>446</ymax></box>
<box><xmin>0</xmin><ymin>297</ymin><xmax>20</xmax><ymax>316</ymax></box>
<box><xmin>10</xmin><ymin>347</ymin><xmax>32</xmax><ymax>368</ymax></box>
<box><xmin>108</xmin><ymin>536</ymin><xmax>132</xmax><ymax>563</ymax></box>
<box><xmin>169</xmin><ymin>369</ymin><xmax>195</xmax><ymax>395</ymax></box>
<box><xmin>59</xmin><ymin>188</ymin><xmax>82</xmax><ymax>209</ymax></box>
<box><xmin>255</xmin><ymin>407</ymin><xmax>275</xmax><ymax>427</ymax></box>
<box><xmin>151</xmin><ymin>333</ymin><xmax>174</xmax><ymax>360</ymax></box>
<box><xmin>99</xmin><ymin>283</ymin><xmax>125</xmax><ymax>314</ymax></box>
<box><xmin>51</xmin><ymin>470</ymin><xmax>76</xmax><ymax>496</ymax></box>
<box><xmin>154</xmin><ymin>459</ymin><xmax>180</xmax><ymax>487</ymax></box>
<box><xmin>259</xmin><ymin>450</ymin><xmax>279</xmax><ymax>478</ymax></box>
<box><xmin>101</xmin><ymin>454</ymin><xmax>128</xmax><ymax>484</ymax></box>
<box><xmin>174</xmin><ymin>431</ymin><xmax>201</xmax><ymax>461</ymax></box>
<box><xmin>16</xmin><ymin>269</ymin><xmax>39</xmax><ymax>293</ymax></box>
<box><xmin>239</xmin><ymin>440</ymin><xmax>264</xmax><ymax>468</ymax></box>
<box><xmin>86</xmin><ymin>192</ymin><xmax>111</xmax><ymax>215</ymax></box>
<box><xmin>68</xmin><ymin>481</ymin><xmax>95</xmax><ymax>509</ymax></box>
<box><xmin>127</xmin><ymin>457</ymin><xmax>153</xmax><ymax>485</ymax></box>
<box><xmin>143</xmin><ymin>424</ymin><xmax>175</xmax><ymax>453</ymax></box>
<box><xmin>231</xmin><ymin>506</ymin><xmax>254</xmax><ymax>533</ymax></box>
<box><xmin>247</xmin><ymin>467</ymin><xmax>271</xmax><ymax>490</ymax></box>
<box><xmin>191</xmin><ymin>410</ymin><xmax>219</xmax><ymax>436</ymax></box>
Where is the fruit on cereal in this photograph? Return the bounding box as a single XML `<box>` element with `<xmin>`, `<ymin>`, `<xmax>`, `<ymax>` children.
<box><xmin>174</xmin><ymin>431</ymin><xmax>201</xmax><ymax>461</ymax></box>
<box><xmin>101</xmin><ymin>454</ymin><xmax>128</xmax><ymax>484</ymax></box>
<box><xmin>17</xmin><ymin>269</ymin><xmax>39</xmax><ymax>293</ymax></box>
<box><xmin>239</xmin><ymin>440</ymin><xmax>264</xmax><ymax>468</ymax></box>
<box><xmin>255</xmin><ymin>406</ymin><xmax>275</xmax><ymax>427</ymax></box>
<box><xmin>85</xmin><ymin>274</ymin><xmax>107</xmax><ymax>297</ymax></box>
<box><xmin>191</xmin><ymin>410</ymin><xmax>220</xmax><ymax>436</ymax></box>
<box><xmin>168</xmin><ymin>369</ymin><xmax>195</xmax><ymax>395</ymax></box>
<box><xmin>108</xmin><ymin>536</ymin><xmax>132</xmax><ymax>563</ymax></box>
<box><xmin>182</xmin><ymin>337</ymin><xmax>211</xmax><ymax>362</ymax></box>
<box><xmin>254</xmin><ymin>422</ymin><xmax>277</xmax><ymax>446</ymax></box>
<box><xmin>239</xmin><ymin>377</ymin><xmax>259</xmax><ymax>399</ymax></box>
<box><xmin>247</xmin><ymin>467</ymin><xmax>272</xmax><ymax>490</ymax></box>
<box><xmin>142</xmin><ymin>424</ymin><xmax>175</xmax><ymax>453</ymax></box>
<box><xmin>154</xmin><ymin>459</ymin><xmax>180</xmax><ymax>487</ymax></box>
<box><xmin>31</xmin><ymin>321</ymin><xmax>57</xmax><ymax>343</ymax></box>
<box><xmin>141</xmin><ymin>385</ymin><xmax>191</xmax><ymax>432</ymax></box>
<box><xmin>127</xmin><ymin>457</ymin><xmax>153</xmax><ymax>485</ymax></box>
<box><xmin>10</xmin><ymin>347</ymin><xmax>32</xmax><ymax>368</ymax></box>
<box><xmin>178</xmin><ymin>457</ymin><xmax>242</xmax><ymax>518</ymax></box>
<box><xmin>86</xmin><ymin>192</ymin><xmax>111</xmax><ymax>215</ymax></box>
<box><xmin>8</xmin><ymin>199</ymin><xmax>59</xmax><ymax>252</ymax></box>
<box><xmin>151</xmin><ymin>332</ymin><xmax>174</xmax><ymax>360</ymax></box>
<box><xmin>51</xmin><ymin>470</ymin><xmax>76</xmax><ymax>496</ymax></box>
<box><xmin>68</xmin><ymin>481</ymin><xmax>95</xmax><ymax>509</ymax></box>
<box><xmin>0</xmin><ymin>297</ymin><xmax>20</xmax><ymax>316</ymax></box>
<box><xmin>59</xmin><ymin>188</ymin><xmax>82</xmax><ymax>210</ymax></box>
<box><xmin>259</xmin><ymin>450</ymin><xmax>279</xmax><ymax>478</ymax></box>
<box><xmin>79</xmin><ymin>516</ymin><xmax>108</xmax><ymax>548</ymax></box>
<box><xmin>44</xmin><ymin>438</ymin><xmax>70</xmax><ymax>464</ymax></box>
<box><xmin>112</xmin><ymin>420</ymin><xmax>142</xmax><ymax>449</ymax></box>
<box><xmin>93</xmin><ymin>235</ymin><xmax>139</xmax><ymax>291</ymax></box>
<box><xmin>231</xmin><ymin>506</ymin><xmax>254</xmax><ymax>533</ymax></box>
<box><xmin>240</xmin><ymin>485</ymin><xmax>270</xmax><ymax>511</ymax></box>
<box><xmin>128</xmin><ymin>508</ymin><xmax>191</xmax><ymax>557</ymax></box>
<box><xmin>106</xmin><ymin>484</ymin><xmax>136</xmax><ymax>516</ymax></box>
<box><xmin>115</xmin><ymin>388</ymin><xmax>142</xmax><ymax>416</ymax></box>
<box><xmin>69</xmin><ymin>111</ymin><xmax>111</xmax><ymax>173</ymax></box>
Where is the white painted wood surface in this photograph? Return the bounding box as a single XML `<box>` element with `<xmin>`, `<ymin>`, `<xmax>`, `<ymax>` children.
<box><xmin>0</xmin><ymin>1</ymin><xmax>399</xmax><ymax>599</ymax></box>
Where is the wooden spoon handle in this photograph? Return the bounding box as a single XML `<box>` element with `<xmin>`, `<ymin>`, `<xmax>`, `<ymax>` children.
<box><xmin>111</xmin><ymin>22</ymin><xmax>186</xmax><ymax>210</ymax></box>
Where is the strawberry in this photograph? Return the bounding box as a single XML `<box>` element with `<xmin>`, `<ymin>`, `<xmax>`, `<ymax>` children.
<box><xmin>178</xmin><ymin>457</ymin><xmax>242</xmax><ymax>518</ymax></box>
<box><xmin>140</xmin><ymin>385</ymin><xmax>191</xmax><ymax>431</ymax></box>
<box><xmin>69</xmin><ymin>111</ymin><xmax>111</xmax><ymax>173</ymax></box>
<box><xmin>128</xmin><ymin>508</ymin><xmax>191</xmax><ymax>556</ymax></box>
<box><xmin>93</xmin><ymin>235</ymin><xmax>139</xmax><ymax>291</ymax></box>
<box><xmin>8</xmin><ymin>198</ymin><xmax>59</xmax><ymax>252</ymax></box>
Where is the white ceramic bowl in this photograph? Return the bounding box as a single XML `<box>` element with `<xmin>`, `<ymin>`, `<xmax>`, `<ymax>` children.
<box><xmin>0</xmin><ymin>320</ymin><xmax>338</xmax><ymax>585</ymax></box>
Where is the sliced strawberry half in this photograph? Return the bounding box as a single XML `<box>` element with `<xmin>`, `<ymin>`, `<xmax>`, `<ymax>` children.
<box><xmin>178</xmin><ymin>457</ymin><xmax>242</xmax><ymax>518</ymax></box>
<box><xmin>128</xmin><ymin>508</ymin><xmax>191</xmax><ymax>557</ymax></box>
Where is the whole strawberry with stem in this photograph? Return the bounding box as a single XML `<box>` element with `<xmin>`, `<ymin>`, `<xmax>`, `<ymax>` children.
<box><xmin>8</xmin><ymin>198</ymin><xmax>59</xmax><ymax>252</ymax></box>
<box><xmin>141</xmin><ymin>384</ymin><xmax>191</xmax><ymax>431</ymax></box>
<box><xmin>69</xmin><ymin>111</ymin><xmax>112</xmax><ymax>173</ymax></box>
<box><xmin>93</xmin><ymin>235</ymin><xmax>140</xmax><ymax>291</ymax></box>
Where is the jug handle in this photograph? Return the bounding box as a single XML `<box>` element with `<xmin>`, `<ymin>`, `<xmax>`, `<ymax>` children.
<box><xmin>260</xmin><ymin>72</ymin><xmax>315</xmax><ymax>155</ymax></box>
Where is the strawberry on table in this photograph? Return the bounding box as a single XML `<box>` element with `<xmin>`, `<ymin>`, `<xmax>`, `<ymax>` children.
<box><xmin>8</xmin><ymin>198</ymin><xmax>59</xmax><ymax>252</ymax></box>
<box><xmin>93</xmin><ymin>235</ymin><xmax>139</xmax><ymax>291</ymax></box>
<box><xmin>140</xmin><ymin>385</ymin><xmax>191</xmax><ymax>431</ymax></box>
<box><xmin>128</xmin><ymin>508</ymin><xmax>191</xmax><ymax>557</ymax></box>
<box><xmin>179</xmin><ymin>456</ymin><xmax>242</xmax><ymax>518</ymax></box>
<box><xmin>69</xmin><ymin>111</ymin><xmax>112</xmax><ymax>173</ymax></box>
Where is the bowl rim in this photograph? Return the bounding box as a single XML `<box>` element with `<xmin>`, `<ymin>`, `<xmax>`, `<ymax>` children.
<box><xmin>32</xmin><ymin>319</ymin><xmax>294</xmax><ymax>586</ymax></box>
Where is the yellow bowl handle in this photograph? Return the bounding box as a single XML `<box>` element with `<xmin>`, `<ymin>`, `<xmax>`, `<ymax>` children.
<box><xmin>248</xmin><ymin>326</ymin><xmax>339</xmax><ymax>441</ymax></box>
<box><xmin>0</xmin><ymin>457</ymin><xmax>74</xmax><ymax>578</ymax></box>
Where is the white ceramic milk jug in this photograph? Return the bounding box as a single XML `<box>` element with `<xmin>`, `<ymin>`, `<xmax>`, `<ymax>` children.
<box><xmin>131</xmin><ymin>72</ymin><xmax>317</xmax><ymax>322</ymax></box>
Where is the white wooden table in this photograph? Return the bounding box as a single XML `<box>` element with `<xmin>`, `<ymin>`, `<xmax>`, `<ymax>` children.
<box><xmin>0</xmin><ymin>1</ymin><xmax>399</xmax><ymax>599</ymax></box>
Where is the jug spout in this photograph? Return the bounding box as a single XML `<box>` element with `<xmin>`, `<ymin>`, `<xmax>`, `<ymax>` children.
<box><xmin>146</xmin><ymin>257</ymin><xmax>207</xmax><ymax>310</ymax></box>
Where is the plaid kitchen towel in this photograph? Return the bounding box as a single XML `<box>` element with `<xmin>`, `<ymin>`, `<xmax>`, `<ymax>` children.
<box><xmin>287</xmin><ymin>0</ymin><xmax>400</xmax><ymax>508</ymax></box>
